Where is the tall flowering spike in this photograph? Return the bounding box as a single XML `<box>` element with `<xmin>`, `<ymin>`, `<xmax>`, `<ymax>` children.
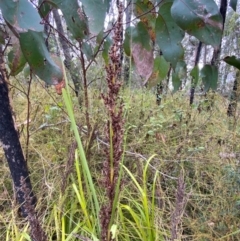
<box><xmin>100</xmin><ymin>2</ymin><xmax>124</xmax><ymax>241</ymax></box>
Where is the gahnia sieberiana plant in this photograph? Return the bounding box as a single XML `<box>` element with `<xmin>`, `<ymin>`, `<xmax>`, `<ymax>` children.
<box><xmin>100</xmin><ymin>2</ymin><xmax>124</xmax><ymax>241</ymax></box>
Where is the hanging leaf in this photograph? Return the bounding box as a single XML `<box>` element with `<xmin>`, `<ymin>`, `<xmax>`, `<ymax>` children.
<box><xmin>124</xmin><ymin>22</ymin><xmax>151</xmax><ymax>58</ymax></box>
<box><xmin>82</xmin><ymin>42</ymin><xmax>93</xmax><ymax>61</ymax></box>
<box><xmin>19</xmin><ymin>31</ymin><xmax>63</xmax><ymax>85</ymax></box>
<box><xmin>200</xmin><ymin>65</ymin><xmax>218</xmax><ymax>92</ymax></box>
<box><xmin>230</xmin><ymin>0</ymin><xmax>238</xmax><ymax>11</ymax></box>
<box><xmin>8</xmin><ymin>46</ymin><xmax>27</xmax><ymax>76</ymax></box>
<box><xmin>0</xmin><ymin>0</ymin><xmax>43</xmax><ymax>34</ymax></box>
<box><xmin>38</xmin><ymin>0</ymin><xmax>53</xmax><ymax>18</ymax></box>
<box><xmin>148</xmin><ymin>56</ymin><xmax>170</xmax><ymax>87</ymax></box>
<box><xmin>134</xmin><ymin>0</ymin><xmax>156</xmax><ymax>41</ymax></box>
<box><xmin>132</xmin><ymin>22</ymin><xmax>152</xmax><ymax>51</ymax></box>
<box><xmin>155</xmin><ymin>0</ymin><xmax>184</xmax><ymax>69</ymax></box>
<box><xmin>171</xmin><ymin>0</ymin><xmax>223</xmax><ymax>48</ymax></box>
<box><xmin>132</xmin><ymin>43</ymin><xmax>154</xmax><ymax>85</ymax></box>
<box><xmin>80</xmin><ymin>0</ymin><xmax>110</xmax><ymax>34</ymax></box>
<box><xmin>123</xmin><ymin>26</ymin><xmax>133</xmax><ymax>56</ymax></box>
<box><xmin>223</xmin><ymin>56</ymin><xmax>240</xmax><ymax>70</ymax></box>
<box><xmin>51</xmin><ymin>0</ymin><xmax>89</xmax><ymax>40</ymax></box>
<box><xmin>172</xmin><ymin>60</ymin><xmax>186</xmax><ymax>93</ymax></box>
<box><xmin>23</xmin><ymin>65</ymin><xmax>30</xmax><ymax>78</ymax></box>
<box><xmin>102</xmin><ymin>37</ymin><xmax>112</xmax><ymax>65</ymax></box>
<box><xmin>190</xmin><ymin>65</ymin><xmax>199</xmax><ymax>86</ymax></box>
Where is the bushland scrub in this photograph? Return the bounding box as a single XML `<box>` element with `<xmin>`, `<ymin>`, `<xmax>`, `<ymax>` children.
<box><xmin>1</xmin><ymin>78</ymin><xmax>240</xmax><ymax>240</ymax></box>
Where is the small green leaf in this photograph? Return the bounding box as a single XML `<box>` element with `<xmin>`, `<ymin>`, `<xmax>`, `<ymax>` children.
<box><xmin>223</xmin><ymin>56</ymin><xmax>240</xmax><ymax>70</ymax></box>
<box><xmin>38</xmin><ymin>0</ymin><xmax>53</xmax><ymax>18</ymax></box>
<box><xmin>200</xmin><ymin>65</ymin><xmax>218</xmax><ymax>92</ymax></box>
<box><xmin>82</xmin><ymin>42</ymin><xmax>93</xmax><ymax>61</ymax></box>
<box><xmin>190</xmin><ymin>65</ymin><xmax>199</xmax><ymax>85</ymax></box>
<box><xmin>8</xmin><ymin>46</ymin><xmax>27</xmax><ymax>76</ymax></box>
<box><xmin>230</xmin><ymin>0</ymin><xmax>238</xmax><ymax>11</ymax></box>
<box><xmin>155</xmin><ymin>0</ymin><xmax>184</xmax><ymax>68</ymax></box>
<box><xmin>123</xmin><ymin>27</ymin><xmax>132</xmax><ymax>56</ymax></box>
<box><xmin>23</xmin><ymin>65</ymin><xmax>30</xmax><ymax>78</ymax></box>
<box><xmin>132</xmin><ymin>22</ymin><xmax>151</xmax><ymax>51</ymax></box>
<box><xmin>51</xmin><ymin>0</ymin><xmax>89</xmax><ymax>40</ymax></box>
<box><xmin>96</xmin><ymin>30</ymin><xmax>104</xmax><ymax>44</ymax></box>
<box><xmin>148</xmin><ymin>56</ymin><xmax>170</xmax><ymax>87</ymax></box>
<box><xmin>102</xmin><ymin>37</ymin><xmax>112</xmax><ymax>65</ymax></box>
<box><xmin>19</xmin><ymin>30</ymin><xmax>63</xmax><ymax>85</ymax></box>
<box><xmin>80</xmin><ymin>0</ymin><xmax>110</xmax><ymax>34</ymax></box>
<box><xmin>171</xmin><ymin>0</ymin><xmax>223</xmax><ymax>48</ymax></box>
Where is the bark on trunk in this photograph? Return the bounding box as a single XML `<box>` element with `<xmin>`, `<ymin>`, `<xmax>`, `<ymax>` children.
<box><xmin>190</xmin><ymin>42</ymin><xmax>202</xmax><ymax>105</ymax></box>
<box><xmin>227</xmin><ymin>71</ymin><xmax>240</xmax><ymax>117</ymax></box>
<box><xmin>0</xmin><ymin>75</ymin><xmax>36</xmax><ymax>217</ymax></box>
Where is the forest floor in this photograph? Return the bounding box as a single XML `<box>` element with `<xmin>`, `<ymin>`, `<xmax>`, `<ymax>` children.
<box><xmin>0</xmin><ymin>80</ymin><xmax>240</xmax><ymax>241</ymax></box>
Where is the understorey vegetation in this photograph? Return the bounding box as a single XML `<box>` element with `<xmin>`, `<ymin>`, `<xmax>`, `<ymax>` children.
<box><xmin>1</xmin><ymin>0</ymin><xmax>240</xmax><ymax>240</ymax></box>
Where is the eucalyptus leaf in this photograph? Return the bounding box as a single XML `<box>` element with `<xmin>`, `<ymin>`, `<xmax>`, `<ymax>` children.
<box><xmin>82</xmin><ymin>42</ymin><xmax>93</xmax><ymax>61</ymax></box>
<box><xmin>51</xmin><ymin>0</ymin><xmax>89</xmax><ymax>40</ymax></box>
<box><xmin>230</xmin><ymin>0</ymin><xmax>238</xmax><ymax>11</ymax></box>
<box><xmin>190</xmin><ymin>65</ymin><xmax>199</xmax><ymax>86</ymax></box>
<box><xmin>155</xmin><ymin>0</ymin><xmax>184</xmax><ymax>68</ymax></box>
<box><xmin>38</xmin><ymin>0</ymin><xmax>53</xmax><ymax>18</ymax></box>
<box><xmin>223</xmin><ymin>56</ymin><xmax>240</xmax><ymax>70</ymax></box>
<box><xmin>200</xmin><ymin>65</ymin><xmax>218</xmax><ymax>92</ymax></box>
<box><xmin>81</xmin><ymin>0</ymin><xmax>111</xmax><ymax>34</ymax></box>
<box><xmin>171</xmin><ymin>0</ymin><xmax>223</xmax><ymax>48</ymax></box>
<box><xmin>19</xmin><ymin>31</ymin><xmax>63</xmax><ymax>85</ymax></box>
<box><xmin>148</xmin><ymin>56</ymin><xmax>170</xmax><ymax>88</ymax></box>
<box><xmin>8</xmin><ymin>47</ymin><xmax>27</xmax><ymax>76</ymax></box>
<box><xmin>0</xmin><ymin>0</ymin><xmax>43</xmax><ymax>34</ymax></box>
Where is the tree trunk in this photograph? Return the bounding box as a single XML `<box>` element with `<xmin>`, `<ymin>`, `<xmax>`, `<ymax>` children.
<box><xmin>227</xmin><ymin>71</ymin><xmax>240</xmax><ymax>117</ymax></box>
<box><xmin>0</xmin><ymin>73</ymin><xmax>36</xmax><ymax>217</ymax></box>
<box><xmin>190</xmin><ymin>42</ymin><xmax>202</xmax><ymax>105</ymax></box>
<box><xmin>52</xmin><ymin>8</ymin><xmax>80</xmax><ymax>95</ymax></box>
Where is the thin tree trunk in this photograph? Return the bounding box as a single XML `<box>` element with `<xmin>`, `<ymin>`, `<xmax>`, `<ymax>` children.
<box><xmin>0</xmin><ymin>47</ymin><xmax>36</xmax><ymax>217</ymax></box>
<box><xmin>123</xmin><ymin>0</ymin><xmax>132</xmax><ymax>85</ymax></box>
<box><xmin>190</xmin><ymin>42</ymin><xmax>202</xmax><ymax>105</ymax></box>
<box><xmin>227</xmin><ymin>71</ymin><xmax>240</xmax><ymax>117</ymax></box>
<box><xmin>52</xmin><ymin>8</ymin><xmax>80</xmax><ymax>95</ymax></box>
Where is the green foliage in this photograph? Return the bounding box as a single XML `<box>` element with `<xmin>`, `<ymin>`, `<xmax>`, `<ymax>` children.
<box><xmin>155</xmin><ymin>0</ymin><xmax>184</xmax><ymax>68</ymax></box>
<box><xmin>38</xmin><ymin>0</ymin><xmax>52</xmax><ymax>18</ymax></box>
<box><xmin>171</xmin><ymin>0</ymin><xmax>223</xmax><ymax>48</ymax></box>
<box><xmin>51</xmin><ymin>0</ymin><xmax>89</xmax><ymax>40</ymax></box>
<box><xmin>1</xmin><ymin>82</ymin><xmax>240</xmax><ymax>240</ymax></box>
<box><xmin>190</xmin><ymin>65</ymin><xmax>200</xmax><ymax>86</ymax></box>
<box><xmin>20</xmin><ymin>31</ymin><xmax>63</xmax><ymax>84</ymax></box>
<box><xmin>0</xmin><ymin>0</ymin><xmax>63</xmax><ymax>84</ymax></box>
<box><xmin>148</xmin><ymin>56</ymin><xmax>170</xmax><ymax>88</ymax></box>
<box><xmin>224</xmin><ymin>55</ymin><xmax>240</xmax><ymax>70</ymax></box>
<box><xmin>200</xmin><ymin>65</ymin><xmax>218</xmax><ymax>91</ymax></box>
<box><xmin>80</xmin><ymin>0</ymin><xmax>111</xmax><ymax>34</ymax></box>
<box><xmin>8</xmin><ymin>46</ymin><xmax>26</xmax><ymax>76</ymax></box>
<box><xmin>230</xmin><ymin>0</ymin><xmax>238</xmax><ymax>11</ymax></box>
<box><xmin>0</xmin><ymin>0</ymin><xmax>43</xmax><ymax>32</ymax></box>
